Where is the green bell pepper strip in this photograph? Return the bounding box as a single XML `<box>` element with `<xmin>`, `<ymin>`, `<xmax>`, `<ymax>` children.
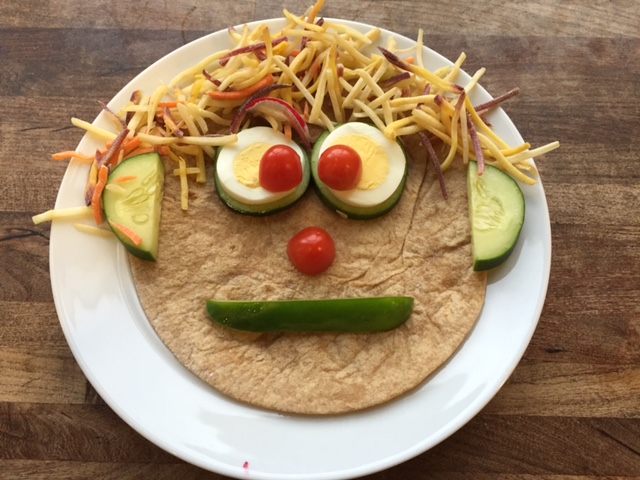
<box><xmin>206</xmin><ymin>296</ymin><xmax>414</xmax><ymax>333</ymax></box>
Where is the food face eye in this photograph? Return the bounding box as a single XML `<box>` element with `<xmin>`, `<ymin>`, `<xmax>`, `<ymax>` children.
<box><xmin>214</xmin><ymin>127</ymin><xmax>310</xmax><ymax>216</ymax></box>
<box><xmin>311</xmin><ymin>123</ymin><xmax>409</xmax><ymax>219</ymax></box>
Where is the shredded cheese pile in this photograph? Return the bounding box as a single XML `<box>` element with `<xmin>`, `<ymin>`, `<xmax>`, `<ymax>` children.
<box><xmin>37</xmin><ymin>0</ymin><xmax>558</xmax><ymax>227</ymax></box>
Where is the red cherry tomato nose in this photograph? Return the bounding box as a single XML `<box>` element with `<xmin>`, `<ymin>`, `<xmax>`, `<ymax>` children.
<box><xmin>259</xmin><ymin>144</ymin><xmax>303</xmax><ymax>192</ymax></box>
<box><xmin>287</xmin><ymin>227</ymin><xmax>336</xmax><ymax>276</ymax></box>
<box><xmin>317</xmin><ymin>145</ymin><xmax>362</xmax><ymax>191</ymax></box>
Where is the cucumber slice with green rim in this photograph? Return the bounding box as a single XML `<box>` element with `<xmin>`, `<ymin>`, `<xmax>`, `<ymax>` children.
<box><xmin>468</xmin><ymin>161</ymin><xmax>525</xmax><ymax>271</ymax></box>
<box><xmin>311</xmin><ymin>124</ymin><xmax>408</xmax><ymax>220</ymax></box>
<box><xmin>207</xmin><ymin>296</ymin><xmax>414</xmax><ymax>333</ymax></box>
<box><xmin>103</xmin><ymin>153</ymin><xmax>164</xmax><ymax>262</ymax></box>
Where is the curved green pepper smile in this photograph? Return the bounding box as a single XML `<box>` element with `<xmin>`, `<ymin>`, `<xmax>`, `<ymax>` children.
<box><xmin>207</xmin><ymin>296</ymin><xmax>414</xmax><ymax>333</ymax></box>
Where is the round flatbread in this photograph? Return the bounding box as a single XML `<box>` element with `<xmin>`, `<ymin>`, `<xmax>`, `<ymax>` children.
<box><xmin>130</xmin><ymin>135</ymin><xmax>486</xmax><ymax>414</ymax></box>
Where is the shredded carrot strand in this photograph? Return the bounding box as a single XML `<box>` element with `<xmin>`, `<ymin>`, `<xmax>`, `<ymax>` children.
<box><xmin>91</xmin><ymin>165</ymin><xmax>109</xmax><ymax>225</ymax></box>
<box><xmin>110</xmin><ymin>222</ymin><xmax>143</xmax><ymax>246</ymax></box>
<box><xmin>115</xmin><ymin>175</ymin><xmax>138</xmax><ymax>183</ymax></box>
<box><xmin>122</xmin><ymin>143</ymin><xmax>171</xmax><ymax>161</ymax></box>
<box><xmin>307</xmin><ymin>0</ymin><xmax>325</xmax><ymax>24</ymax></box>
<box><xmin>51</xmin><ymin>151</ymin><xmax>94</xmax><ymax>162</ymax></box>
<box><xmin>122</xmin><ymin>136</ymin><xmax>142</xmax><ymax>156</ymax></box>
<box><xmin>124</xmin><ymin>147</ymin><xmax>154</xmax><ymax>159</ymax></box>
<box><xmin>284</xmin><ymin>123</ymin><xmax>293</xmax><ymax>141</ymax></box>
<box><xmin>303</xmin><ymin>101</ymin><xmax>310</xmax><ymax>121</ymax></box>
<box><xmin>109</xmin><ymin>150</ymin><xmax>121</xmax><ymax>167</ymax></box>
<box><xmin>309</xmin><ymin>56</ymin><xmax>323</xmax><ymax>78</ymax></box>
<box><xmin>207</xmin><ymin>74</ymin><xmax>275</xmax><ymax>100</ymax></box>
<box><xmin>124</xmin><ymin>146</ymin><xmax>170</xmax><ymax>159</ymax></box>
<box><xmin>157</xmin><ymin>101</ymin><xmax>184</xmax><ymax>109</ymax></box>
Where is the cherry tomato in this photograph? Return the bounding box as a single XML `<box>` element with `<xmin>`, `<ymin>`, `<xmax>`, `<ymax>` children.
<box><xmin>317</xmin><ymin>145</ymin><xmax>362</xmax><ymax>191</ymax></box>
<box><xmin>259</xmin><ymin>145</ymin><xmax>303</xmax><ymax>192</ymax></box>
<box><xmin>287</xmin><ymin>227</ymin><xmax>336</xmax><ymax>276</ymax></box>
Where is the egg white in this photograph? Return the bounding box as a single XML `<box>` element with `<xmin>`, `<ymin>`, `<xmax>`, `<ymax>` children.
<box><xmin>318</xmin><ymin>123</ymin><xmax>405</xmax><ymax>208</ymax></box>
<box><xmin>216</xmin><ymin>127</ymin><xmax>307</xmax><ymax>205</ymax></box>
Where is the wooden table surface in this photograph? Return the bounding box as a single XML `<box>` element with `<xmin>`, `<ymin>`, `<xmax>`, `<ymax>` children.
<box><xmin>2</xmin><ymin>0</ymin><xmax>639</xmax><ymax>478</ymax></box>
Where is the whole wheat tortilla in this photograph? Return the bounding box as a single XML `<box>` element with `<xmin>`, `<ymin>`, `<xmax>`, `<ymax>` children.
<box><xmin>130</xmin><ymin>135</ymin><xmax>486</xmax><ymax>415</ymax></box>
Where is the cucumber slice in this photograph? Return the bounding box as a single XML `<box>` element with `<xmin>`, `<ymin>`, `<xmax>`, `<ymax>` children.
<box><xmin>207</xmin><ymin>296</ymin><xmax>414</xmax><ymax>333</ymax></box>
<box><xmin>103</xmin><ymin>153</ymin><xmax>164</xmax><ymax>262</ymax></box>
<box><xmin>468</xmin><ymin>161</ymin><xmax>525</xmax><ymax>271</ymax></box>
<box><xmin>311</xmin><ymin>125</ymin><xmax>408</xmax><ymax>220</ymax></box>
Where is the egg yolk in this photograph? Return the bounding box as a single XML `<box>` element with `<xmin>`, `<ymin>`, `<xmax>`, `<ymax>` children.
<box><xmin>233</xmin><ymin>142</ymin><xmax>272</xmax><ymax>188</ymax></box>
<box><xmin>329</xmin><ymin>134</ymin><xmax>390</xmax><ymax>190</ymax></box>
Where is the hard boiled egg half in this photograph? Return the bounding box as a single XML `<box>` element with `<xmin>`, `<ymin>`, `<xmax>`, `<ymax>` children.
<box><xmin>214</xmin><ymin>126</ymin><xmax>310</xmax><ymax>215</ymax></box>
<box><xmin>311</xmin><ymin>122</ymin><xmax>408</xmax><ymax>219</ymax></box>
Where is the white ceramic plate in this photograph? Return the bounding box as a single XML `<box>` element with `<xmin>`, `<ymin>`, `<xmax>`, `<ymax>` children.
<box><xmin>50</xmin><ymin>18</ymin><xmax>551</xmax><ymax>480</ymax></box>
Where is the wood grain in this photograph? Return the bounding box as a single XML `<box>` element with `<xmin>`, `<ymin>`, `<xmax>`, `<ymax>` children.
<box><xmin>1</xmin><ymin>0</ymin><xmax>639</xmax><ymax>478</ymax></box>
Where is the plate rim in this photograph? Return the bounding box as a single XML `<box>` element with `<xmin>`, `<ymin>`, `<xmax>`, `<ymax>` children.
<box><xmin>49</xmin><ymin>16</ymin><xmax>551</xmax><ymax>480</ymax></box>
